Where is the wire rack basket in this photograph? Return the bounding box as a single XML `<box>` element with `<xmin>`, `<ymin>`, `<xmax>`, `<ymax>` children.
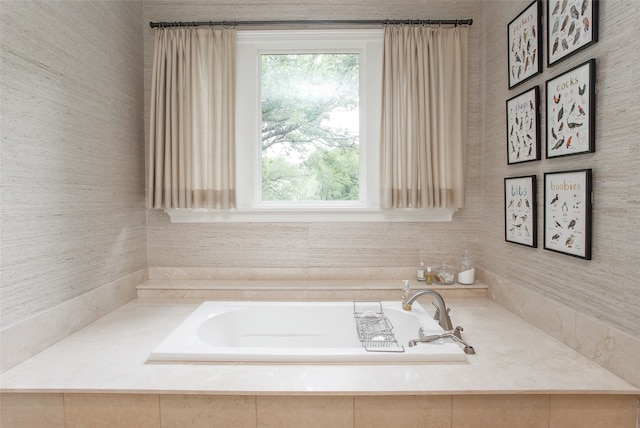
<box><xmin>353</xmin><ymin>301</ymin><xmax>405</xmax><ymax>353</ymax></box>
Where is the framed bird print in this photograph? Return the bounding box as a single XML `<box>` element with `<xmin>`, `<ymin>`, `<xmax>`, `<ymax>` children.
<box><xmin>508</xmin><ymin>0</ymin><xmax>542</xmax><ymax>89</ymax></box>
<box><xmin>506</xmin><ymin>86</ymin><xmax>540</xmax><ymax>164</ymax></box>
<box><xmin>543</xmin><ymin>169</ymin><xmax>592</xmax><ymax>259</ymax></box>
<box><xmin>545</xmin><ymin>59</ymin><xmax>595</xmax><ymax>158</ymax></box>
<box><xmin>505</xmin><ymin>175</ymin><xmax>537</xmax><ymax>248</ymax></box>
<box><xmin>547</xmin><ymin>0</ymin><xmax>598</xmax><ymax>67</ymax></box>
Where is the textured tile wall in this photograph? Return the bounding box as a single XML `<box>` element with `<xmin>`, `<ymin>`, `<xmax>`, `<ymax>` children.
<box><xmin>142</xmin><ymin>0</ymin><xmax>482</xmax><ymax>277</ymax></box>
<box><xmin>477</xmin><ymin>0</ymin><xmax>640</xmax><ymax>339</ymax></box>
<box><xmin>0</xmin><ymin>2</ymin><xmax>147</xmax><ymax>329</ymax></box>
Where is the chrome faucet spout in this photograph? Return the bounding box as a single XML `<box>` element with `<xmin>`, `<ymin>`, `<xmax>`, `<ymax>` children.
<box><xmin>402</xmin><ymin>289</ymin><xmax>453</xmax><ymax>331</ymax></box>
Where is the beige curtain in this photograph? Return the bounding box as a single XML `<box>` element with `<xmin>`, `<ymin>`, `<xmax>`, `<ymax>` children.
<box><xmin>380</xmin><ymin>25</ymin><xmax>468</xmax><ymax>209</ymax></box>
<box><xmin>148</xmin><ymin>27</ymin><xmax>236</xmax><ymax>209</ymax></box>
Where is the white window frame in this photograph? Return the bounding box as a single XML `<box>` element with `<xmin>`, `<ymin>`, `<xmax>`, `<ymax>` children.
<box><xmin>166</xmin><ymin>29</ymin><xmax>456</xmax><ymax>223</ymax></box>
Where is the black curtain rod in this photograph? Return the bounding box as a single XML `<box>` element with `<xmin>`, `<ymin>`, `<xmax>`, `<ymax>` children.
<box><xmin>149</xmin><ymin>19</ymin><xmax>473</xmax><ymax>29</ymax></box>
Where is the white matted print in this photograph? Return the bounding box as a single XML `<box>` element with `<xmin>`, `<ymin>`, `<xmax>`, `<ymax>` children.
<box><xmin>547</xmin><ymin>0</ymin><xmax>598</xmax><ymax>66</ymax></box>
<box><xmin>544</xmin><ymin>169</ymin><xmax>592</xmax><ymax>259</ymax></box>
<box><xmin>545</xmin><ymin>59</ymin><xmax>595</xmax><ymax>158</ymax></box>
<box><xmin>505</xmin><ymin>175</ymin><xmax>537</xmax><ymax>247</ymax></box>
<box><xmin>506</xmin><ymin>86</ymin><xmax>540</xmax><ymax>164</ymax></box>
<box><xmin>508</xmin><ymin>0</ymin><xmax>542</xmax><ymax>89</ymax></box>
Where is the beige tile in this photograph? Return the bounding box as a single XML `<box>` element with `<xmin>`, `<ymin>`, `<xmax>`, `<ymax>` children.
<box><xmin>0</xmin><ymin>393</ymin><xmax>65</xmax><ymax>428</ymax></box>
<box><xmin>160</xmin><ymin>394</ymin><xmax>256</xmax><ymax>428</ymax></box>
<box><xmin>64</xmin><ymin>393</ymin><xmax>160</xmax><ymax>428</ymax></box>
<box><xmin>355</xmin><ymin>395</ymin><xmax>451</xmax><ymax>428</ymax></box>
<box><xmin>550</xmin><ymin>395</ymin><xmax>638</xmax><ymax>428</ymax></box>
<box><xmin>452</xmin><ymin>395</ymin><xmax>549</xmax><ymax>428</ymax></box>
<box><xmin>257</xmin><ymin>396</ymin><xmax>353</xmax><ymax>428</ymax></box>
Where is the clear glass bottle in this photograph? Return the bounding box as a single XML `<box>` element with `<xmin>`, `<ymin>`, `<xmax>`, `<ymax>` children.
<box><xmin>457</xmin><ymin>249</ymin><xmax>475</xmax><ymax>285</ymax></box>
<box><xmin>402</xmin><ymin>279</ymin><xmax>412</xmax><ymax>310</ymax></box>
<box><xmin>416</xmin><ymin>259</ymin><xmax>425</xmax><ymax>281</ymax></box>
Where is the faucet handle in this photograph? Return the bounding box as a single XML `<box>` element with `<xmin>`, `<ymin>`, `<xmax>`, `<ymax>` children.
<box><xmin>432</xmin><ymin>302</ymin><xmax>440</xmax><ymax>320</ymax></box>
<box><xmin>432</xmin><ymin>303</ymin><xmax>451</xmax><ymax>321</ymax></box>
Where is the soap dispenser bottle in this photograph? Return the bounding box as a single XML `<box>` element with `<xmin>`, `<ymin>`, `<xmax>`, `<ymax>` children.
<box><xmin>402</xmin><ymin>280</ymin><xmax>412</xmax><ymax>310</ymax></box>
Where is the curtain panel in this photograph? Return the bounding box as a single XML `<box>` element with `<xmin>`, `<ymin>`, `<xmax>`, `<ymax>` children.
<box><xmin>148</xmin><ymin>27</ymin><xmax>237</xmax><ymax>209</ymax></box>
<box><xmin>380</xmin><ymin>25</ymin><xmax>468</xmax><ymax>209</ymax></box>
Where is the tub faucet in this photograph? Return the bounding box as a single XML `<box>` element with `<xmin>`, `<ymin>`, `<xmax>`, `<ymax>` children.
<box><xmin>402</xmin><ymin>289</ymin><xmax>453</xmax><ymax>332</ymax></box>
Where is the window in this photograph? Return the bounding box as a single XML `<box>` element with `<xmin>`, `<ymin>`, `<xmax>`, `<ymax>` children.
<box><xmin>166</xmin><ymin>29</ymin><xmax>455</xmax><ymax>222</ymax></box>
<box><xmin>261</xmin><ymin>52</ymin><xmax>360</xmax><ymax>203</ymax></box>
<box><xmin>236</xmin><ymin>30</ymin><xmax>383</xmax><ymax>212</ymax></box>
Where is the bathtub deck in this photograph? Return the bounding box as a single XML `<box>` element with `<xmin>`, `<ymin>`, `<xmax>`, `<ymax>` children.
<box><xmin>0</xmin><ymin>296</ymin><xmax>637</xmax><ymax>396</ymax></box>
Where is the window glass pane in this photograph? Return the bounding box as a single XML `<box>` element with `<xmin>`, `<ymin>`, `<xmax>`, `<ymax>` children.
<box><xmin>260</xmin><ymin>53</ymin><xmax>360</xmax><ymax>202</ymax></box>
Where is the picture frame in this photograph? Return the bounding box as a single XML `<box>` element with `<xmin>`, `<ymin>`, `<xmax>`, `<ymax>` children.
<box><xmin>547</xmin><ymin>0</ymin><xmax>599</xmax><ymax>67</ymax></box>
<box><xmin>505</xmin><ymin>175</ymin><xmax>538</xmax><ymax>248</ymax></box>
<box><xmin>506</xmin><ymin>86</ymin><xmax>540</xmax><ymax>164</ymax></box>
<box><xmin>508</xmin><ymin>0</ymin><xmax>542</xmax><ymax>89</ymax></box>
<box><xmin>545</xmin><ymin>59</ymin><xmax>595</xmax><ymax>158</ymax></box>
<box><xmin>543</xmin><ymin>169</ymin><xmax>592</xmax><ymax>259</ymax></box>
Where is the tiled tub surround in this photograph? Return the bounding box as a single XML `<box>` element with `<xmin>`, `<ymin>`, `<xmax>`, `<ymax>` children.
<box><xmin>1</xmin><ymin>293</ymin><xmax>638</xmax><ymax>428</ymax></box>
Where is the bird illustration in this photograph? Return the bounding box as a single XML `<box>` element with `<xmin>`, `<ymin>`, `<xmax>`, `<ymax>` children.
<box><xmin>566</xmin><ymin>136</ymin><xmax>573</xmax><ymax>148</ymax></box>
<box><xmin>569</xmin><ymin>102</ymin><xmax>576</xmax><ymax>115</ymax></box>
<box><xmin>552</xmin><ymin>37</ymin><xmax>559</xmax><ymax>54</ymax></box>
<box><xmin>520</xmin><ymin>215</ymin><xmax>528</xmax><ymax>222</ymax></box>
<box><xmin>552</xmin><ymin>137</ymin><xmax>565</xmax><ymax>150</ymax></box>
<box><xmin>578</xmin><ymin>105</ymin><xmax>586</xmax><ymax>115</ymax></box>
<box><xmin>561</xmin><ymin>16</ymin><xmax>569</xmax><ymax>32</ymax></box>
<box><xmin>555</xmin><ymin>220</ymin><xmax>563</xmax><ymax>228</ymax></box>
<box><xmin>553</xmin><ymin>19</ymin><xmax>560</xmax><ymax>34</ymax></box>
<box><xmin>578</xmin><ymin>84</ymin><xmax>587</xmax><ymax>96</ymax></box>
<box><xmin>568</xmin><ymin>122</ymin><xmax>583</xmax><ymax>129</ymax></box>
<box><xmin>568</xmin><ymin>219</ymin><xmax>577</xmax><ymax>229</ymax></box>
<box><xmin>565</xmin><ymin>234</ymin><xmax>575</xmax><ymax>247</ymax></box>
<box><xmin>582</xmin><ymin>0</ymin><xmax>588</xmax><ymax>15</ymax></box>
<box><xmin>552</xmin><ymin>233</ymin><xmax>561</xmax><ymax>241</ymax></box>
<box><xmin>557</xmin><ymin>106</ymin><xmax>564</xmax><ymax>121</ymax></box>
<box><xmin>552</xmin><ymin>1</ymin><xmax>560</xmax><ymax>15</ymax></box>
<box><xmin>551</xmin><ymin>127</ymin><xmax>558</xmax><ymax>139</ymax></box>
<box><xmin>561</xmin><ymin>38</ymin><xmax>569</xmax><ymax>51</ymax></box>
<box><xmin>562</xmin><ymin>201</ymin><xmax>568</xmax><ymax>214</ymax></box>
<box><xmin>525</xmin><ymin>226</ymin><xmax>530</xmax><ymax>237</ymax></box>
<box><xmin>570</xmin><ymin>5</ymin><xmax>580</xmax><ymax>19</ymax></box>
<box><xmin>568</xmin><ymin>21</ymin><xmax>576</xmax><ymax>37</ymax></box>
<box><xmin>573</xmin><ymin>28</ymin><xmax>581</xmax><ymax>45</ymax></box>
<box><xmin>512</xmin><ymin>213</ymin><xmax>518</xmax><ymax>221</ymax></box>
<box><xmin>553</xmin><ymin>94</ymin><xmax>561</xmax><ymax>104</ymax></box>
<box><xmin>525</xmin><ymin>199</ymin><xmax>530</xmax><ymax>208</ymax></box>
<box><xmin>583</xmin><ymin>17</ymin><xmax>590</xmax><ymax>32</ymax></box>
<box><xmin>561</xmin><ymin>0</ymin><xmax>569</xmax><ymax>14</ymax></box>
<box><xmin>550</xmin><ymin>194</ymin><xmax>559</xmax><ymax>205</ymax></box>
<box><xmin>558</xmin><ymin>122</ymin><xmax>564</xmax><ymax>132</ymax></box>
<box><xmin>508</xmin><ymin>199</ymin><xmax>514</xmax><ymax>208</ymax></box>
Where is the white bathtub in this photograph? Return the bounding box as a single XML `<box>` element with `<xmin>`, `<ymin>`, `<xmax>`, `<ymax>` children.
<box><xmin>149</xmin><ymin>301</ymin><xmax>467</xmax><ymax>363</ymax></box>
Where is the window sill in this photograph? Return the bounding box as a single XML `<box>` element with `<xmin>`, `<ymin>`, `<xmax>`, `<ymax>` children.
<box><xmin>164</xmin><ymin>208</ymin><xmax>456</xmax><ymax>223</ymax></box>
